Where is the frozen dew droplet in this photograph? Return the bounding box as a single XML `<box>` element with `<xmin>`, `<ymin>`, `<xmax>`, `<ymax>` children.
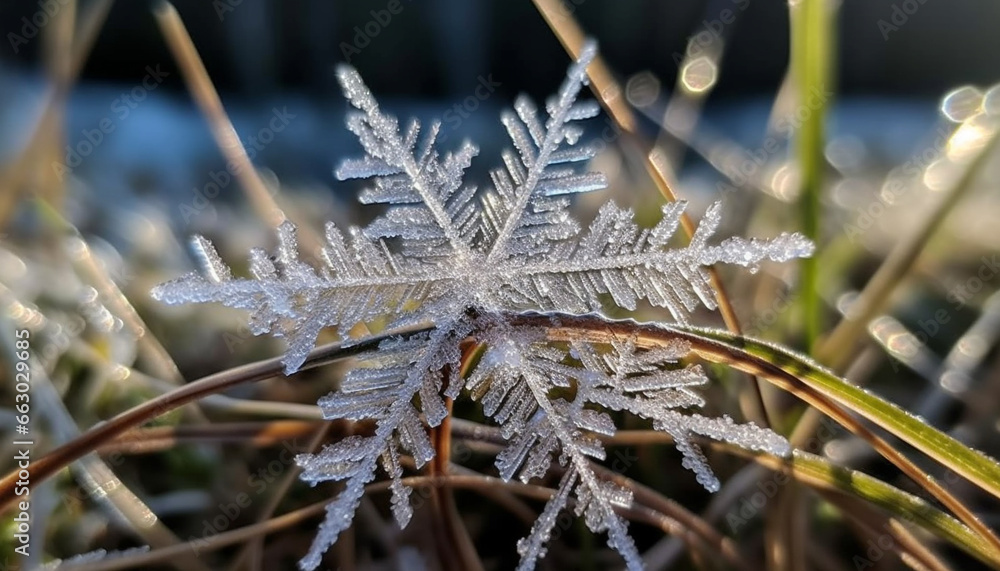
<box><xmin>948</xmin><ymin>113</ymin><xmax>995</xmax><ymax>161</ymax></box>
<box><xmin>625</xmin><ymin>72</ymin><xmax>661</xmax><ymax>107</ymax></box>
<box><xmin>983</xmin><ymin>83</ymin><xmax>1000</xmax><ymax>117</ymax></box>
<box><xmin>941</xmin><ymin>85</ymin><xmax>983</xmax><ymax>123</ymax></box>
<box><xmin>824</xmin><ymin>135</ymin><xmax>867</xmax><ymax>173</ymax></box>
<box><xmin>680</xmin><ymin>56</ymin><xmax>718</xmax><ymax>95</ymax></box>
<box><xmin>922</xmin><ymin>158</ymin><xmax>957</xmax><ymax>191</ymax></box>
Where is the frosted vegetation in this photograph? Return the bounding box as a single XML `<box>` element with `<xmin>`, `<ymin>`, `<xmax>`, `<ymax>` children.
<box><xmin>153</xmin><ymin>41</ymin><xmax>813</xmax><ymax>570</ymax></box>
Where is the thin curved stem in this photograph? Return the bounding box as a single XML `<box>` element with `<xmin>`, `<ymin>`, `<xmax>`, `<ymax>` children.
<box><xmin>0</xmin><ymin>325</ymin><xmax>432</xmax><ymax>513</ymax></box>
<box><xmin>152</xmin><ymin>1</ymin><xmax>321</xmax><ymax>253</ymax></box>
<box><xmin>588</xmin><ymin>463</ymin><xmax>757</xmax><ymax>571</ymax></box>
<box><xmin>97</xmin><ymin>421</ymin><xmax>326</xmax><ymax>455</ymax></box>
<box><xmin>59</xmin><ymin>472</ymin><xmax>720</xmax><ymax>571</ymax></box>
<box><xmin>0</xmin><ymin>0</ymin><xmax>113</xmax><ymax>223</ymax></box>
<box><xmin>514</xmin><ymin>312</ymin><xmax>1000</xmax><ymax>559</ymax></box>
<box><xmin>227</xmin><ymin>422</ymin><xmax>333</xmax><ymax>571</ymax></box>
<box><xmin>9</xmin><ymin>311</ymin><xmax>998</xmax><ymax>567</ymax></box>
<box><xmin>428</xmin><ymin>341</ymin><xmax>486</xmax><ymax>571</ymax></box>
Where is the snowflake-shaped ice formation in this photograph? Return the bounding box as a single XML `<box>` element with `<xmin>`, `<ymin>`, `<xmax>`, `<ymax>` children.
<box><xmin>153</xmin><ymin>41</ymin><xmax>812</xmax><ymax>571</ymax></box>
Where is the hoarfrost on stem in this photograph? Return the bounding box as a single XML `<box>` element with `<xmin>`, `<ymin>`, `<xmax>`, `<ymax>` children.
<box><xmin>153</xmin><ymin>40</ymin><xmax>811</xmax><ymax>571</ymax></box>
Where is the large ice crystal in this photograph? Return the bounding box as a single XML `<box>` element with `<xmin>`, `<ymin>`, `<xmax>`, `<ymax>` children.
<box><xmin>153</xmin><ymin>41</ymin><xmax>811</xmax><ymax>570</ymax></box>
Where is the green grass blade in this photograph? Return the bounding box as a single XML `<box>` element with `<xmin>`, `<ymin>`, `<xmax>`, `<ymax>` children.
<box><xmin>790</xmin><ymin>0</ymin><xmax>835</xmax><ymax>351</ymax></box>
<box><xmin>736</xmin><ymin>447</ymin><xmax>1000</xmax><ymax>567</ymax></box>
<box><xmin>816</xmin><ymin>121</ymin><xmax>1000</xmax><ymax>372</ymax></box>
<box><xmin>681</xmin><ymin>325</ymin><xmax>1000</xmax><ymax>501</ymax></box>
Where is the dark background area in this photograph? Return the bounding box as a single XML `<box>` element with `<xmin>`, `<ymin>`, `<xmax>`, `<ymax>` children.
<box><xmin>2</xmin><ymin>0</ymin><xmax>999</xmax><ymax>101</ymax></box>
<box><xmin>0</xmin><ymin>0</ymin><xmax>992</xmax><ymax>237</ymax></box>
<box><xmin>3</xmin><ymin>3</ymin><xmax>1000</xmax><ymax>570</ymax></box>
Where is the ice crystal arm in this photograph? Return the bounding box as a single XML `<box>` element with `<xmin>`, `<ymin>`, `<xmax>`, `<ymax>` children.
<box><xmin>151</xmin><ymin>222</ymin><xmax>460</xmax><ymax>373</ymax></box>
<box><xmin>496</xmin><ymin>200</ymin><xmax>814</xmax><ymax>320</ymax></box>
<box><xmin>334</xmin><ymin>65</ymin><xmax>481</xmax><ymax>260</ymax></box>
<box><xmin>464</xmin><ymin>316</ymin><xmax>790</xmax><ymax>569</ymax></box>
<box><xmin>570</xmin><ymin>338</ymin><xmax>789</xmax><ymax>491</ymax></box>
<box><xmin>465</xmin><ymin>322</ymin><xmax>641</xmax><ymax>570</ymax></box>
<box><xmin>482</xmin><ymin>41</ymin><xmax>607</xmax><ymax>262</ymax></box>
<box><xmin>294</xmin><ymin>324</ymin><xmax>468</xmax><ymax>571</ymax></box>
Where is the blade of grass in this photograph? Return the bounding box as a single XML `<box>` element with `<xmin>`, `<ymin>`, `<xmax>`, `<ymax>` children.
<box><xmin>28</xmin><ymin>0</ymin><xmax>76</xmax><ymax>218</ymax></box>
<box><xmin>0</xmin><ymin>313</ymin><xmax>210</xmax><ymax>571</ymax></box>
<box><xmin>782</xmin><ymin>12</ymin><xmax>832</xmax><ymax>561</ymax></box>
<box><xmin>610</xmin><ymin>432</ymin><xmax>992</xmax><ymax>568</ymax></box>
<box><xmin>674</xmin><ymin>322</ymin><xmax>1000</xmax><ymax>501</ymax></box>
<box><xmin>748</xmin><ymin>448</ymin><xmax>1000</xmax><ymax>567</ymax></box>
<box><xmin>790</xmin><ymin>0</ymin><xmax>835</xmax><ymax>352</ymax></box>
<box><xmin>816</xmin><ymin>116</ymin><xmax>1000</xmax><ymax>372</ymax></box>
<box><xmin>152</xmin><ymin>1</ymin><xmax>321</xmax><ymax>252</ymax></box>
<box><xmin>0</xmin><ymin>0</ymin><xmax>113</xmax><ymax>224</ymax></box>
<box><xmin>673</xmin><ymin>323</ymin><xmax>1000</xmax><ymax>558</ymax></box>
<box><xmin>0</xmin><ymin>324</ymin><xmax>434</xmax><ymax>513</ymax></box>
<box><xmin>818</xmin><ymin>492</ymin><xmax>951</xmax><ymax>571</ymax></box>
<box><xmin>608</xmin><ymin>430</ymin><xmax>1000</xmax><ymax>568</ymax></box>
<box><xmin>61</xmin><ymin>472</ymin><xmax>733</xmax><ymax>571</ymax></box>
<box><xmin>33</xmin><ymin>199</ymin><xmax>204</xmax><ymax>421</ymax></box>
<box><xmin>511</xmin><ymin>312</ymin><xmax>1000</xmax><ymax>557</ymax></box>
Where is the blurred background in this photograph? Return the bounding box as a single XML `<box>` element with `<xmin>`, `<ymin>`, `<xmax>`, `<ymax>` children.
<box><xmin>2</xmin><ymin>0</ymin><xmax>999</xmax><ymax>222</ymax></box>
<box><xmin>3</xmin><ymin>1</ymin><xmax>1000</xmax><ymax>569</ymax></box>
<box><xmin>7</xmin><ymin>0</ymin><xmax>1000</xmax><ymax>94</ymax></box>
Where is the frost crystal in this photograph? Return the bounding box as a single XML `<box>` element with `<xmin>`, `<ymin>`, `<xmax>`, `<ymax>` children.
<box><xmin>153</xmin><ymin>41</ymin><xmax>812</xmax><ymax>571</ymax></box>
